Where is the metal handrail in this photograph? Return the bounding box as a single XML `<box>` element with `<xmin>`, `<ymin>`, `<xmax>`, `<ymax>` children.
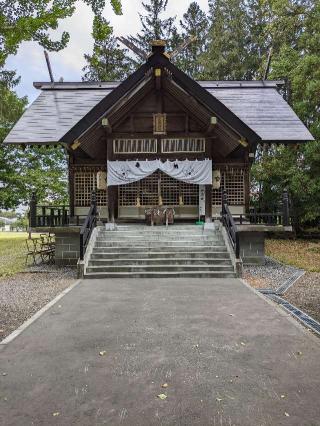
<box><xmin>79</xmin><ymin>192</ymin><xmax>97</xmax><ymax>260</ymax></box>
<box><xmin>221</xmin><ymin>191</ymin><xmax>240</xmax><ymax>259</ymax></box>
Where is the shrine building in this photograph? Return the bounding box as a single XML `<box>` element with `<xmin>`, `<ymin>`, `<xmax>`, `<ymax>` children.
<box><xmin>4</xmin><ymin>41</ymin><xmax>313</xmax><ymax>224</ymax></box>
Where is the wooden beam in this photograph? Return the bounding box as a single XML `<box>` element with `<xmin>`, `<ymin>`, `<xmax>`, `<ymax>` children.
<box><xmin>150</xmin><ymin>54</ymin><xmax>261</xmax><ymax>145</ymax></box>
<box><xmin>61</xmin><ymin>62</ymin><xmax>150</xmax><ymax>144</ymax></box>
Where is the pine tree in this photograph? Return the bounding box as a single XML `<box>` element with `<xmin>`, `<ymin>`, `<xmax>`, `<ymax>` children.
<box><xmin>128</xmin><ymin>0</ymin><xmax>177</xmax><ymax>62</ymax></box>
<box><xmin>246</xmin><ymin>0</ymin><xmax>270</xmax><ymax>79</ymax></box>
<box><xmin>251</xmin><ymin>0</ymin><xmax>320</xmax><ymax>230</ymax></box>
<box><xmin>202</xmin><ymin>0</ymin><xmax>251</xmax><ymax>80</ymax></box>
<box><xmin>83</xmin><ymin>16</ymin><xmax>132</xmax><ymax>81</ymax></box>
<box><xmin>174</xmin><ymin>2</ymin><xmax>209</xmax><ymax>79</ymax></box>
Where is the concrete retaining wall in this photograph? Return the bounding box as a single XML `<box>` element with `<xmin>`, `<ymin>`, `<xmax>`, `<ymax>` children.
<box><xmin>238</xmin><ymin>231</ymin><xmax>265</xmax><ymax>265</ymax></box>
<box><xmin>54</xmin><ymin>228</ymin><xmax>81</xmax><ymax>266</ymax></box>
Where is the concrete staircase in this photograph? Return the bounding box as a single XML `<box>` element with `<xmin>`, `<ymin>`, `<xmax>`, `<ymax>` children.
<box><xmin>84</xmin><ymin>224</ymin><xmax>236</xmax><ymax>279</ymax></box>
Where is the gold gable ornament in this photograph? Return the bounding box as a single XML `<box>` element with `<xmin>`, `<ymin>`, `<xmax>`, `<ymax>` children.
<box><xmin>153</xmin><ymin>113</ymin><xmax>167</xmax><ymax>135</ymax></box>
<box><xmin>71</xmin><ymin>140</ymin><xmax>81</xmax><ymax>150</ymax></box>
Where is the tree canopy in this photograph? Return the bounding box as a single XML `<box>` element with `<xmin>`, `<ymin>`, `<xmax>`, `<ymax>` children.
<box><xmin>0</xmin><ymin>0</ymin><xmax>123</xmax><ymax>209</ymax></box>
<box><xmin>82</xmin><ymin>16</ymin><xmax>133</xmax><ymax>81</ymax></box>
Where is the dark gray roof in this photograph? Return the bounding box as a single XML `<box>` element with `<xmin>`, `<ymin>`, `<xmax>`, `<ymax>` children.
<box><xmin>5</xmin><ymin>89</ymin><xmax>110</xmax><ymax>144</ymax></box>
<box><xmin>4</xmin><ymin>80</ymin><xmax>314</xmax><ymax>144</ymax></box>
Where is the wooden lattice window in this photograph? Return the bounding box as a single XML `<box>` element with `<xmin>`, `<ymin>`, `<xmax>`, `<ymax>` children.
<box><xmin>140</xmin><ymin>173</ymin><xmax>158</xmax><ymax>205</ymax></box>
<box><xmin>118</xmin><ymin>171</ymin><xmax>199</xmax><ymax>207</ymax></box>
<box><xmin>113</xmin><ymin>138</ymin><xmax>157</xmax><ymax>154</ymax></box>
<box><xmin>160</xmin><ymin>172</ymin><xmax>179</xmax><ymax>205</ymax></box>
<box><xmin>212</xmin><ymin>168</ymin><xmax>245</xmax><ymax>206</ymax></box>
<box><xmin>161</xmin><ymin>138</ymin><xmax>205</xmax><ymax>153</ymax></box>
<box><xmin>180</xmin><ymin>181</ymin><xmax>199</xmax><ymax>206</ymax></box>
<box><xmin>119</xmin><ymin>181</ymin><xmax>139</xmax><ymax>206</ymax></box>
<box><xmin>74</xmin><ymin>169</ymin><xmax>107</xmax><ymax>207</ymax></box>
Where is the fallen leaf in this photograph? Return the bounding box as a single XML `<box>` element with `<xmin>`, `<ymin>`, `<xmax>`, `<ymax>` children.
<box><xmin>161</xmin><ymin>383</ymin><xmax>168</xmax><ymax>388</ymax></box>
<box><xmin>53</xmin><ymin>412</ymin><xmax>60</xmax><ymax>417</ymax></box>
<box><xmin>157</xmin><ymin>394</ymin><xmax>167</xmax><ymax>400</ymax></box>
<box><xmin>285</xmin><ymin>412</ymin><xmax>290</xmax><ymax>417</ymax></box>
<box><xmin>226</xmin><ymin>395</ymin><xmax>235</xmax><ymax>400</ymax></box>
<box><xmin>99</xmin><ymin>351</ymin><xmax>107</xmax><ymax>356</ymax></box>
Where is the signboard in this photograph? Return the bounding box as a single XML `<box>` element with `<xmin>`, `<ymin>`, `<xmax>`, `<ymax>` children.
<box><xmin>199</xmin><ymin>185</ymin><xmax>205</xmax><ymax>217</ymax></box>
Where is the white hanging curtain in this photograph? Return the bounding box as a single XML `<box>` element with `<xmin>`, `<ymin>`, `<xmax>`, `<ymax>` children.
<box><xmin>107</xmin><ymin>159</ymin><xmax>212</xmax><ymax>186</ymax></box>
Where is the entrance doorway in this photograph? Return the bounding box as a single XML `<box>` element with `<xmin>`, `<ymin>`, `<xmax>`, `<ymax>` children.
<box><xmin>118</xmin><ymin>171</ymin><xmax>199</xmax><ymax>219</ymax></box>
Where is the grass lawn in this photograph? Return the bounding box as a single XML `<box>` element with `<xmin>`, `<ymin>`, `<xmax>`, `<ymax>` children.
<box><xmin>266</xmin><ymin>238</ymin><xmax>320</xmax><ymax>272</ymax></box>
<box><xmin>0</xmin><ymin>232</ymin><xmax>40</xmax><ymax>278</ymax></box>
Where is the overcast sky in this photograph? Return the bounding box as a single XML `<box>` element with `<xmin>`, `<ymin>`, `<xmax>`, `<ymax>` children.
<box><xmin>6</xmin><ymin>0</ymin><xmax>209</xmax><ymax>103</ymax></box>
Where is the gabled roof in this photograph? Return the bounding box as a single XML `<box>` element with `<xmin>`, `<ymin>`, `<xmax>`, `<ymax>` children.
<box><xmin>4</xmin><ymin>51</ymin><xmax>314</xmax><ymax>145</ymax></box>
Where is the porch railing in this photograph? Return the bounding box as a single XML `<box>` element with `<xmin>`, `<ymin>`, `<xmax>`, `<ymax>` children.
<box><xmin>221</xmin><ymin>189</ymin><xmax>290</xmax><ymax>259</ymax></box>
<box><xmin>79</xmin><ymin>191</ymin><xmax>98</xmax><ymax>261</ymax></box>
<box><xmin>235</xmin><ymin>189</ymin><xmax>290</xmax><ymax>226</ymax></box>
<box><xmin>29</xmin><ymin>193</ymin><xmax>87</xmax><ymax>228</ymax></box>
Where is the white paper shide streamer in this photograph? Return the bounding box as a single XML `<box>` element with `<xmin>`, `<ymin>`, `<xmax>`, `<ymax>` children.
<box><xmin>107</xmin><ymin>159</ymin><xmax>212</xmax><ymax>186</ymax></box>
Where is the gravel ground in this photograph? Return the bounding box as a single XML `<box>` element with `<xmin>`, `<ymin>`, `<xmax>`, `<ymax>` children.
<box><xmin>243</xmin><ymin>256</ymin><xmax>299</xmax><ymax>291</ymax></box>
<box><xmin>284</xmin><ymin>272</ymin><xmax>320</xmax><ymax>323</ymax></box>
<box><xmin>0</xmin><ymin>265</ymin><xmax>76</xmax><ymax>341</ymax></box>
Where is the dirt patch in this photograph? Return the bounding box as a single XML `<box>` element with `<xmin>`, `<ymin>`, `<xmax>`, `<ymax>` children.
<box><xmin>283</xmin><ymin>272</ymin><xmax>320</xmax><ymax>323</ymax></box>
<box><xmin>0</xmin><ymin>267</ymin><xmax>76</xmax><ymax>341</ymax></box>
<box><xmin>266</xmin><ymin>239</ymin><xmax>320</xmax><ymax>272</ymax></box>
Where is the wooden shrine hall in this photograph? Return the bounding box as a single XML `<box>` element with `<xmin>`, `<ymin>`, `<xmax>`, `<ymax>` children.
<box><xmin>5</xmin><ymin>40</ymin><xmax>313</xmax><ymax>225</ymax></box>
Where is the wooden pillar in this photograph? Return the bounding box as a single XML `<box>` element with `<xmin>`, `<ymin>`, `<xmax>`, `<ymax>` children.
<box><xmin>68</xmin><ymin>164</ymin><xmax>75</xmax><ymax>217</ymax></box>
<box><xmin>106</xmin><ymin>136</ymin><xmax>117</xmax><ymax>222</ymax></box>
<box><xmin>108</xmin><ymin>186</ymin><xmax>116</xmax><ymax>223</ymax></box>
<box><xmin>205</xmin><ymin>184</ymin><xmax>212</xmax><ymax>222</ymax></box>
<box><xmin>244</xmin><ymin>166</ymin><xmax>250</xmax><ymax>213</ymax></box>
<box><xmin>29</xmin><ymin>192</ymin><xmax>37</xmax><ymax>228</ymax></box>
<box><xmin>205</xmin><ymin>136</ymin><xmax>213</xmax><ymax>222</ymax></box>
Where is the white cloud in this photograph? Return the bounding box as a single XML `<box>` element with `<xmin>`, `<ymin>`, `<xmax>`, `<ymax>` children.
<box><xmin>5</xmin><ymin>0</ymin><xmax>209</xmax><ymax>102</ymax></box>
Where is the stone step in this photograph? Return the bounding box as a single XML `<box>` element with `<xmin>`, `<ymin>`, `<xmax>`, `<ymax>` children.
<box><xmin>114</xmin><ymin>225</ymin><xmax>205</xmax><ymax>229</ymax></box>
<box><xmin>88</xmin><ymin>258</ymin><xmax>232</xmax><ymax>266</ymax></box>
<box><xmin>84</xmin><ymin>271</ymin><xmax>236</xmax><ymax>279</ymax></box>
<box><xmin>83</xmin><ymin>225</ymin><xmax>235</xmax><ymax>279</ymax></box>
<box><xmin>91</xmin><ymin>245</ymin><xmax>228</xmax><ymax>253</ymax></box>
<box><xmin>95</xmin><ymin>238</ymin><xmax>224</xmax><ymax>244</ymax></box>
<box><xmin>97</xmin><ymin>233</ymin><xmax>223</xmax><ymax>239</ymax></box>
<box><xmin>86</xmin><ymin>264</ymin><xmax>234</xmax><ymax>273</ymax></box>
<box><xmin>94</xmin><ymin>240</ymin><xmax>226</xmax><ymax>248</ymax></box>
<box><xmin>98</xmin><ymin>230</ymin><xmax>217</xmax><ymax>236</ymax></box>
<box><xmin>90</xmin><ymin>251</ymin><xmax>230</xmax><ymax>259</ymax></box>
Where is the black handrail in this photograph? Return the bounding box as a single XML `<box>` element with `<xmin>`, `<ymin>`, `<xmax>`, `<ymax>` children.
<box><xmin>79</xmin><ymin>191</ymin><xmax>97</xmax><ymax>261</ymax></box>
<box><xmin>221</xmin><ymin>190</ymin><xmax>240</xmax><ymax>259</ymax></box>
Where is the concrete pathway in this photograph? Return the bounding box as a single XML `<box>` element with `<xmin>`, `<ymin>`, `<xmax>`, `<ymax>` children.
<box><xmin>0</xmin><ymin>278</ymin><xmax>320</xmax><ymax>426</ymax></box>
